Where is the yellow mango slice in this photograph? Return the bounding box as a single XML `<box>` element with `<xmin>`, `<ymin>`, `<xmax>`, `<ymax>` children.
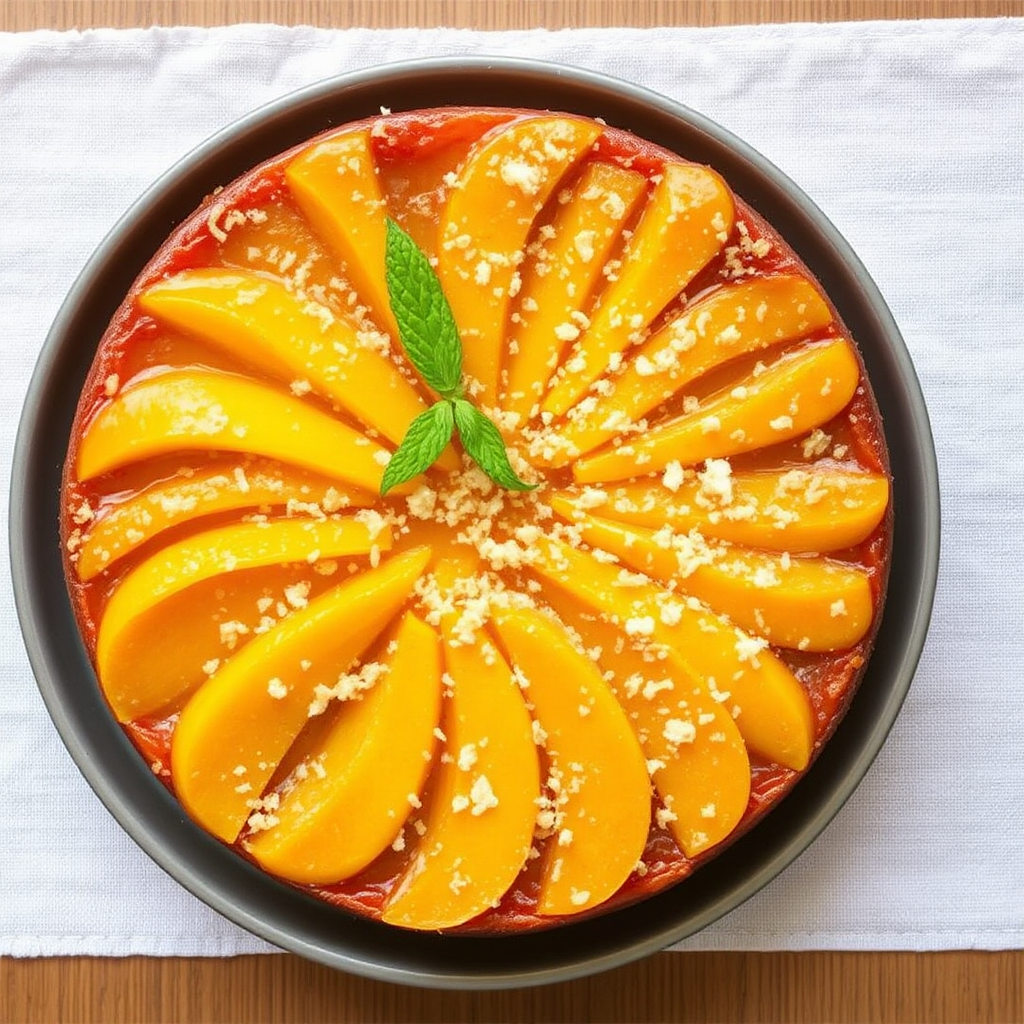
<box><xmin>550</xmin><ymin>501</ymin><xmax>874</xmax><ymax>651</ymax></box>
<box><xmin>246</xmin><ymin>612</ymin><xmax>443</xmax><ymax>884</ymax></box>
<box><xmin>436</xmin><ymin>116</ymin><xmax>602</xmax><ymax>403</ymax></box>
<box><xmin>381</xmin><ymin>570</ymin><xmax>539</xmax><ymax>930</ymax></box>
<box><xmin>75</xmin><ymin>370</ymin><xmax>404</xmax><ymax>494</ymax></box>
<box><xmin>541</xmin><ymin>163</ymin><xmax>736</xmax><ymax>418</ymax></box>
<box><xmin>93</xmin><ymin>565</ymin><xmax>333</xmax><ymax>724</ymax></box>
<box><xmin>77</xmin><ymin>460</ymin><xmax>371</xmax><ymax>581</ymax></box>
<box><xmin>538</xmin><ymin>584</ymin><xmax>750</xmax><ymax>858</ymax></box>
<box><xmin>573</xmin><ymin>339</ymin><xmax>860</xmax><ymax>484</ymax></box>
<box><xmin>491</xmin><ymin>608</ymin><xmax>650</xmax><ymax>912</ymax></box>
<box><xmin>555</xmin><ymin>276</ymin><xmax>833</xmax><ymax>461</ymax></box>
<box><xmin>171</xmin><ymin>546</ymin><xmax>432</xmax><ymax>843</ymax></box>
<box><xmin>530</xmin><ymin>536</ymin><xmax>813</xmax><ymax>770</ymax></box>
<box><xmin>554</xmin><ymin>468</ymin><xmax>889</xmax><ymax>554</ymax></box>
<box><xmin>284</xmin><ymin>128</ymin><xmax>398</xmax><ymax>338</ymax></box>
<box><xmin>501</xmin><ymin>162</ymin><xmax>647</xmax><ymax>419</ymax></box>
<box><xmin>138</xmin><ymin>270</ymin><xmax>454</xmax><ymax>464</ymax></box>
<box><xmin>216</xmin><ymin>200</ymin><xmax>338</xmax><ymax>293</ymax></box>
<box><xmin>97</xmin><ymin>516</ymin><xmax>392</xmax><ymax>721</ymax></box>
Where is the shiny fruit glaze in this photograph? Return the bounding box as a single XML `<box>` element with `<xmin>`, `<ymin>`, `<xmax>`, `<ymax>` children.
<box><xmin>61</xmin><ymin>107</ymin><xmax>891</xmax><ymax>933</ymax></box>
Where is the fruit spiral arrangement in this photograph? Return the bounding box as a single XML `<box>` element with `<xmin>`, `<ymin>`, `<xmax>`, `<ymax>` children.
<box><xmin>62</xmin><ymin>108</ymin><xmax>891</xmax><ymax>932</ymax></box>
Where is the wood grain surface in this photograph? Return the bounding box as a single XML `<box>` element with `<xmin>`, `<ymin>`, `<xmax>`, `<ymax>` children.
<box><xmin>3</xmin><ymin>0</ymin><xmax>1022</xmax><ymax>29</ymax></box>
<box><xmin>3</xmin><ymin>2</ymin><xmax>1022</xmax><ymax>1022</ymax></box>
<box><xmin>5</xmin><ymin>950</ymin><xmax>1024</xmax><ymax>1023</ymax></box>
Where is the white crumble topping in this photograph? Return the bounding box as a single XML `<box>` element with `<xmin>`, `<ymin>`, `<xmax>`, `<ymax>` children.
<box><xmin>663</xmin><ymin>718</ymin><xmax>696</xmax><ymax>745</ymax></box>
<box><xmin>468</xmin><ymin>774</ymin><xmax>499</xmax><ymax>816</ymax></box>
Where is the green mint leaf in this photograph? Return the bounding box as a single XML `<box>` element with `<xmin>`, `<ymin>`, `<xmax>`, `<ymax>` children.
<box><xmin>380</xmin><ymin>401</ymin><xmax>455</xmax><ymax>496</ymax></box>
<box><xmin>452</xmin><ymin>399</ymin><xmax>536</xmax><ymax>492</ymax></box>
<box><xmin>384</xmin><ymin>218</ymin><xmax>462</xmax><ymax>398</ymax></box>
<box><xmin>382</xmin><ymin>222</ymin><xmax>534</xmax><ymax>493</ymax></box>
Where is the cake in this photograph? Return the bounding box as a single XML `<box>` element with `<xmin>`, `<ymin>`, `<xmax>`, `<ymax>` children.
<box><xmin>61</xmin><ymin>107</ymin><xmax>891</xmax><ymax>931</ymax></box>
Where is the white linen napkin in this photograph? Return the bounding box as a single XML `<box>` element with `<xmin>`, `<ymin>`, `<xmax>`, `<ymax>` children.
<box><xmin>2</xmin><ymin>19</ymin><xmax>1022</xmax><ymax>957</ymax></box>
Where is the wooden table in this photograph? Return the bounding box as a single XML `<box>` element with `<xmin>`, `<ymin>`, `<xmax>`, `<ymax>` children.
<box><xmin>3</xmin><ymin>2</ymin><xmax>1022</xmax><ymax>1021</ymax></box>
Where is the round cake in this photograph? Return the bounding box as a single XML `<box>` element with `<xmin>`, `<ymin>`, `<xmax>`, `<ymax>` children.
<box><xmin>60</xmin><ymin>107</ymin><xmax>891</xmax><ymax>932</ymax></box>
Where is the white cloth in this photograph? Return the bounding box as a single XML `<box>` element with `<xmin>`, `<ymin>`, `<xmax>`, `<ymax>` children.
<box><xmin>1</xmin><ymin>19</ymin><xmax>1022</xmax><ymax>958</ymax></box>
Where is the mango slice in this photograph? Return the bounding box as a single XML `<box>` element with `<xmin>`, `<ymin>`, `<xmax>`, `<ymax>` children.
<box><xmin>541</xmin><ymin>163</ymin><xmax>736</xmax><ymax>418</ymax></box>
<box><xmin>77</xmin><ymin>460</ymin><xmax>371</xmax><ymax>581</ymax></box>
<box><xmin>138</xmin><ymin>270</ymin><xmax>453</xmax><ymax>463</ymax></box>
<box><xmin>550</xmin><ymin>502</ymin><xmax>874</xmax><ymax>651</ymax></box>
<box><xmin>538</xmin><ymin>585</ymin><xmax>750</xmax><ymax>858</ymax></box>
<box><xmin>284</xmin><ymin>128</ymin><xmax>398</xmax><ymax>338</ymax></box>
<box><xmin>381</xmin><ymin>567</ymin><xmax>539</xmax><ymax>930</ymax></box>
<box><xmin>171</xmin><ymin>546</ymin><xmax>432</xmax><ymax>843</ymax></box>
<box><xmin>554</xmin><ymin>468</ymin><xmax>889</xmax><ymax>554</ymax></box>
<box><xmin>245</xmin><ymin>612</ymin><xmax>443</xmax><ymax>884</ymax></box>
<box><xmin>76</xmin><ymin>370</ymin><xmax>402</xmax><ymax>493</ymax></box>
<box><xmin>573</xmin><ymin>340</ymin><xmax>860</xmax><ymax>484</ymax></box>
<box><xmin>95</xmin><ymin>565</ymin><xmax>332</xmax><ymax>724</ymax></box>
<box><xmin>555</xmin><ymin>276</ymin><xmax>833</xmax><ymax>461</ymax></box>
<box><xmin>530</xmin><ymin>536</ymin><xmax>814</xmax><ymax>770</ymax></box>
<box><xmin>216</xmin><ymin>200</ymin><xmax>339</xmax><ymax>296</ymax></box>
<box><xmin>491</xmin><ymin>608</ymin><xmax>650</xmax><ymax>912</ymax></box>
<box><xmin>436</xmin><ymin>116</ymin><xmax>602</xmax><ymax>403</ymax></box>
<box><xmin>501</xmin><ymin>162</ymin><xmax>647</xmax><ymax>420</ymax></box>
<box><xmin>97</xmin><ymin>516</ymin><xmax>392</xmax><ymax>721</ymax></box>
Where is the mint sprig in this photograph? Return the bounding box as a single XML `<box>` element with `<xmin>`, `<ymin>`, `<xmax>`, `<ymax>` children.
<box><xmin>379</xmin><ymin>400</ymin><xmax>454</xmax><ymax>495</ymax></box>
<box><xmin>381</xmin><ymin>219</ymin><xmax>536</xmax><ymax>496</ymax></box>
<box><xmin>452</xmin><ymin>399</ymin><xmax>535</xmax><ymax>492</ymax></box>
<box><xmin>384</xmin><ymin>219</ymin><xmax>463</xmax><ymax>400</ymax></box>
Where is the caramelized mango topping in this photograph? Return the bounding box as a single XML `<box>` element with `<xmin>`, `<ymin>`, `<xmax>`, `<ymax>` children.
<box><xmin>550</xmin><ymin>500</ymin><xmax>874</xmax><ymax>651</ymax></box>
<box><xmin>492</xmin><ymin>608</ymin><xmax>651</xmax><ymax>912</ymax></box>
<box><xmin>381</xmin><ymin>563</ymin><xmax>540</xmax><ymax>930</ymax></box>
<box><xmin>436</xmin><ymin>116</ymin><xmax>602</xmax><ymax>403</ymax></box>
<box><xmin>171</xmin><ymin>547</ymin><xmax>431</xmax><ymax>843</ymax></box>
<box><xmin>501</xmin><ymin>161</ymin><xmax>647</xmax><ymax>420</ymax></box>
<box><xmin>245</xmin><ymin>612</ymin><xmax>443</xmax><ymax>884</ymax></box>
<box><xmin>573</xmin><ymin>339</ymin><xmax>860</xmax><ymax>484</ymax></box>
<box><xmin>139</xmin><ymin>269</ymin><xmax>454</xmax><ymax>463</ymax></box>
<box><xmin>77</xmin><ymin>461</ymin><xmax>371</xmax><ymax>581</ymax></box>
<box><xmin>553</xmin><ymin>468</ymin><xmax>889</xmax><ymax>554</ymax></box>
<box><xmin>76</xmin><ymin>370</ymin><xmax>404</xmax><ymax>493</ymax></box>
<box><xmin>66</xmin><ymin>109</ymin><xmax>889</xmax><ymax>931</ymax></box>
<box><xmin>541</xmin><ymin>163</ymin><xmax>735</xmax><ymax>418</ymax></box>
<box><xmin>553</xmin><ymin>275</ymin><xmax>834</xmax><ymax>462</ymax></box>
<box><xmin>98</xmin><ymin>516</ymin><xmax>392</xmax><ymax>721</ymax></box>
<box><xmin>529</xmin><ymin>537</ymin><xmax>814</xmax><ymax>771</ymax></box>
<box><xmin>539</xmin><ymin>585</ymin><xmax>751</xmax><ymax>857</ymax></box>
<box><xmin>284</xmin><ymin>127</ymin><xmax>398</xmax><ymax>338</ymax></box>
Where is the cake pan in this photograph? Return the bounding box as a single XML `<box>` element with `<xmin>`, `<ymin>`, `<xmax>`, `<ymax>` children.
<box><xmin>10</xmin><ymin>56</ymin><xmax>939</xmax><ymax>989</ymax></box>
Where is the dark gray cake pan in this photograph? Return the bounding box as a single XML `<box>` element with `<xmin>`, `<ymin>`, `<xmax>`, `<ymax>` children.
<box><xmin>10</xmin><ymin>57</ymin><xmax>939</xmax><ymax>989</ymax></box>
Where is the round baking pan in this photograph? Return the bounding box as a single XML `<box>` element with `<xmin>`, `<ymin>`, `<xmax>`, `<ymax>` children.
<box><xmin>10</xmin><ymin>57</ymin><xmax>939</xmax><ymax>989</ymax></box>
